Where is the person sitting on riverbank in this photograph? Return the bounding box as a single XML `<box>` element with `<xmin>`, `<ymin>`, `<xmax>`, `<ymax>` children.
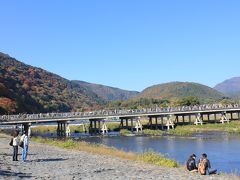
<box><xmin>198</xmin><ymin>153</ymin><xmax>217</xmax><ymax>175</ymax></box>
<box><xmin>186</xmin><ymin>154</ymin><xmax>198</xmax><ymax>172</ymax></box>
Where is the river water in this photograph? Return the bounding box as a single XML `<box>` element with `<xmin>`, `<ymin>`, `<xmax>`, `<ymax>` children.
<box><xmin>78</xmin><ymin>132</ymin><xmax>240</xmax><ymax>174</ymax></box>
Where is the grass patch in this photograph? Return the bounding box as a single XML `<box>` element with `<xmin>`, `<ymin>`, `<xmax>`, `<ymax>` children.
<box><xmin>143</xmin><ymin>129</ymin><xmax>165</xmax><ymax>136</ymax></box>
<box><xmin>120</xmin><ymin>129</ymin><xmax>132</xmax><ymax>136</ymax></box>
<box><xmin>31</xmin><ymin>137</ymin><xmax>179</xmax><ymax>168</ymax></box>
<box><xmin>138</xmin><ymin>151</ymin><xmax>179</xmax><ymax>167</ymax></box>
<box><xmin>169</xmin><ymin>121</ymin><xmax>240</xmax><ymax>136</ymax></box>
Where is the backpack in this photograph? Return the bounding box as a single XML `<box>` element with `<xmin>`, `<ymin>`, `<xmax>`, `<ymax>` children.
<box><xmin>9</xmin><ymin>138</ymin><xmax>13</xmax><ymax>146</ymax></box>
<box><xmin>198</xmin><ymin>159</ymin><xmax>207</xmax><ymax>175</ymax></box>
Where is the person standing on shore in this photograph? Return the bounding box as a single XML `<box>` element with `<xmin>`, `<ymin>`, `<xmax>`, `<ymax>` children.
<box><xmin>12</xmin><ymin>131</ymin><xmax>20</xmax><ymax>161</ymax></box>
<box><xmin>20</xmin><ymin>131</ymin><xmax>29</xmax><ymax>162</ymax></box>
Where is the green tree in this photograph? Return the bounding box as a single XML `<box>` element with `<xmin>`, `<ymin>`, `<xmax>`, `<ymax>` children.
<box><xmin>178</xmin><ymin>96</ymin><xmax>200</xmax><ymax>106</ymax></box>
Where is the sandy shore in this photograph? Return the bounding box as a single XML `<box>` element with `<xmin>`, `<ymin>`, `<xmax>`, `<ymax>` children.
<box><xmin>0</xmin><ymin>134</ymin><xmax>238</xmax><ymax>180</ymax></box>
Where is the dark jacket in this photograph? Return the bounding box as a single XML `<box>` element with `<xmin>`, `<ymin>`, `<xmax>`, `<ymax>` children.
<box><xmin>186</xmin><ymin>157</ymin><xmax>197</xmax><ymax>171</ymax></box>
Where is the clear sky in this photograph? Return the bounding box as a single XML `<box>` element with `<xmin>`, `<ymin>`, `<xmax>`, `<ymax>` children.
<box><xmin>1</xmin><ymin>1</ymin><xmax>240</xmax><ymax>91</ymax></box>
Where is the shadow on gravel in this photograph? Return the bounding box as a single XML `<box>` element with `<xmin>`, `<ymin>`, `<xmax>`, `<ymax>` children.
<box><xmin>0</xmin><ymin>153</ymin><xmax>37</xmax><ymax>157</ymax></box>
<box><xmin>32</xmin><ymin>158</ymin><xmax>68</xmax><ymax>162</ymax></box>
<box><xmin>0</xmin><ymin>170</ymin><xmax>32</xmax><ymax>178</ymax></box>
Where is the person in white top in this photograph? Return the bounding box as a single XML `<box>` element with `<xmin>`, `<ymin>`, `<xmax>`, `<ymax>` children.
<box><xmin>20</xmin><ymin>131</ymin><xmax>29</xmax><ymax>162</ymax></box>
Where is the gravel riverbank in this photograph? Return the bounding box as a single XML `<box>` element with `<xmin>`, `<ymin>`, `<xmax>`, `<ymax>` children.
<box><xmin>0</xmin><ymin>134</ymin><xmax>238</xmax><ymax>180</ymax></box>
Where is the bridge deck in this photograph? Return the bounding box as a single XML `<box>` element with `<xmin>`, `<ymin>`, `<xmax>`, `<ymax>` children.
<box><xmin>1</xmin><ymin>104</ymin><xmax>240</xmax><ymax>125</ymax></box>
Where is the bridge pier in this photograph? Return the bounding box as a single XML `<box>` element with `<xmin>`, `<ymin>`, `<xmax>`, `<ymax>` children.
<box><xmin>119</xmin><ymin>117</ymin><xmax>139</xmax><ymax>132</ymax></box>
<box><xmin>166</xmin><ymin>115</ymin><xmax>174</xmax><ymax>130</ymax></box>
<box><xmin>57</xmin><ymin>121</ymin><xmax>66</xmax><ymax>137</ymax></box>
<box><xmin>188</xmin><ymin>115</ymin><xmax>191</xmax><ymax>124</ymax></box>
<box><xmin>149</xmin><ymin>117</ymin><xmax>153</xmax><ymax>129</ymax></box>
<box><xmin>148</xmin><ymin>116</ymin><xmax>161</xmax><ymax>129</ymax></box>
<box><xmin>89</xmin><ymin>119</ymin><xmax>101</xmax><ymax>134</ymax></box>
<box><xmin>89</xmin><ymin>119</ymin><xmax>108</xmax><ymax>135</ymax></box>
<box><xmin>220</xmin><ymin>112</ymin><xmax>229</xmax><ymax>124</ymax></box>
<box><xmin>20</xmin><ymin>123</ymin><xmax>31</xmax><ymax>136</ymax></box>
<box><xmin>194</xmin><ymin>113</ymin><xmax>203</xmax><ymax>125</ymax></box>
<box><xmin>66</xmin><ymin>123</ymin><xmax>71</xmax><ymax>137</ymax></box>
<box><xmin>101</xmin><ymin>121</ymin><xmax>108</xmax><ymax>134</ymax></box>
<box><xmin>161</xmin><ymin>116</ymin><xmax>164</xmax><ymax>130</ymax></box>
<box><xmin>135</xmin><ymin>118</ymin><xmax>143</xmax><ymax>132</ymax></box>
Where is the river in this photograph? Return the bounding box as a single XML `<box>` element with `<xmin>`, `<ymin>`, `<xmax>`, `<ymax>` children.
<box><xmin>79</xmin><ymin>132</ymin><xmax>240</xmax><ymax>174</ymax></box>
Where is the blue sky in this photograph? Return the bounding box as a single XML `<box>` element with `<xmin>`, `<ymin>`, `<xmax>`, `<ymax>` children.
<box><xmin>1</xmin><ymin>1</ymin><xmax>240</xmax><ymax>91</ymax></box>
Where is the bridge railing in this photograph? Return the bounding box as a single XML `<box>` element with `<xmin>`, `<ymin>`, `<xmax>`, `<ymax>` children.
<box><xmin>0</xmin><ymin>104</ymin><xmax>239</xmax><ymax>122</ymax></box>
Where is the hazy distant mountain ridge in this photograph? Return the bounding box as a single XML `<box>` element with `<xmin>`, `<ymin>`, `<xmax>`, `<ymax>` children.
<box><xmin>0</xmin><ymin>53</ymin><xmax>105</xmax><ymax>114</ymax></box>
<box><xmin>73</xmin><ymin>81</ymin><xmax>139</xmax><ymax>101</ymax></box>
<box><xmin>214</xmin><ymin>77</ymin><xmax>240</xmax><ymax>99</ymax></box>
<box><xmin>135</xmin><ymin>82</ymin><xmax>226</xmax><ymax>103</ymax></box>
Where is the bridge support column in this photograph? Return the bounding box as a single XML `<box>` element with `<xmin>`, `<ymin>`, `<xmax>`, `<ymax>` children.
<box><xmin>155</xmin><ymin>117</ymin><xmax>158</xmax><ymax>129</ymax></box>
<box><xmin>220</xmin><ymin>112</ymin><xmax>229</xmax><ymax>124</ymax></box>
<box><xmin>126</xmin><ymin>119</ymin><xmax>128</xmax><ymax>128</ymax></box>
<box><xmin>188</xmin><ymin>115</ymin><xmax>191</xmax><ymax>124</ymax></box>
<box><xmin>182</xmin><ymin>115</ymin><xmax>185</xmax><ymax>124</ymax></box>
<box><xmin>101</xmin><ymin>120</ymin><xmax>108</xmax><ymax>134</ymax></box>
<box><xmin>89</xmin><ymin>119</ymin><xmax>102</xmax><ymax>134</ymax></box>
<box><xmin>131</xmin><ymin>119</ymin><xmax>134</xmax><ymax>132</ymax></box>
<box><xmin>66</xmin><ymin>122</ymin><xmax>71</xmax><ymax>137</ymax></box>
<box><xmin>194</xmin><ymin>113</ymin><xmax>203</xmax><ymax>125</ymax></box>
<box><xmin>57</xmin><ymin>122</ymin><xmax>66</xmax><ymax>137</ymax></box>
<box><xmin>22</xmin><ymin>123</ymin><xmax>31</xmax><ymax>136</ymax></box>
<box><xmin>161</xmin><ymin>116</ymin><xmax>164</xmax><ymax>130</ymax></box>
<box><xmin>94</xmin><ymin>121</ymin><xmax>97</xmax><ymax>133</ymax></box>
<box><xmin>135</xmin><ymin>118</ymin><xmax>142</xmax><ymax>133</ymax></box>
<box><xmin>98</xmin><ymin>120</ymin><xmax>101</xmax><ymax>133</ymax></box>
<box><xmin>28</xmin><ymin>124</ymin><xmax>31</xmax><ymax>137</ymax></box>
<box><xmin>166</xmin><ymin>115</ymin><xmax>174</xmax><ymax>130</ymax></box>
<box><xmin>176</xmin><ymin>115</ymin><xmax>179</xmax><ymax>124</ymax></box>
<box><xmin>149</xmin><ymin>117</ymin><xmax>153</xmax><ymax>129</ymax></box>
<box><xmin>89</xmin><ymin>120</ymin><xmax>93</xmax><ymax>134</ymax></box>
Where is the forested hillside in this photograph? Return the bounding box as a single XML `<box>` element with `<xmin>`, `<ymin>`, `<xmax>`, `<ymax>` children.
<box><xmin>135</xmin><ymin>82</ymin><xmax>226</xmax><ymax>104</ymax></box>
<box><xmin>0</xmin><ymin>53</ymin><xmax>105</xmax><ymax>114</ymax></box>
<box><xmin>73</xmin><ymin>81</ymin><xmax>139</xmax><ymax>101</ymax></box>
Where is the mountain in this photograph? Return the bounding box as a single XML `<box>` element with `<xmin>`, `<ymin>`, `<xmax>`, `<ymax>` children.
<box><xmin>0</xmin><ymin>53</ymin><xmax>105</xmax><ymax>114</ymax></box>
<box><xmin>135</xmin><ymin>82</ymin><xmax>226</xmax><ymax>103</ymax></box>
<box><xmin>214</xmin><ymin>77</ymin><xmax>240</xmax><ymax>99</ymax></box>
<box><xmin>73</xmin><ymin>81</ymin><xmax>139</xmax><ymax>101</ymax></box>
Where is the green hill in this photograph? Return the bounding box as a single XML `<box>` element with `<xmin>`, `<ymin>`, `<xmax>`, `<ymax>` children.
<box><xmin>73</xmin><ymin>81</ymin><xmax>139</xmax><ymax>101</ymax></box>
<box><xmin>135</xmin><ymin>82</ymin><xmax>226</xmax><ymax>103</ymax></box>
<box><xmin>0</xmin><ymin>53</ymin><xmax>105</xmax><ymax>114</ymax></box>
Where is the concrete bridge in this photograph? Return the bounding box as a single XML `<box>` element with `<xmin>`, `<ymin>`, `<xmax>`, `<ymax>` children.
<box><xmin>1</xmin><ymin>104</ymin><xmax>240</xmax><ymax>137</ymax></box>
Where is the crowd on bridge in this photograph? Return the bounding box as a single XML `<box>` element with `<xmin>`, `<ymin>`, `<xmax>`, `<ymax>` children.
<box><xmin>1</xmin><ymin>103</ymin><xmax>239</xmax><ymax>122</ymax></box>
